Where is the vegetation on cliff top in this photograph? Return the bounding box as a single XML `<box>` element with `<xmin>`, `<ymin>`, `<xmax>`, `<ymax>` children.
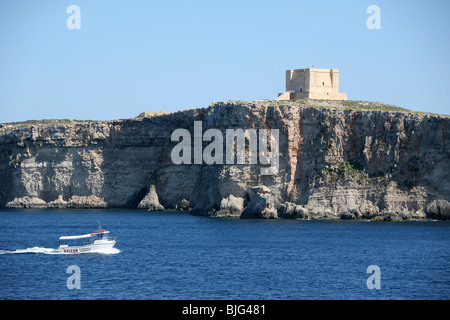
<box><xmin>0</xmin><ymin>119</ymin><xmax>95</xmax><ymax>134</ymax></box>
<box><xmin>236</xmin><ymin>99</ymin><xmax>448</xmax><ymax>116</ymax></box>
<box><xmin>1</xmin><ymin>99</ymin><xmax>447</xmax><ymax>134</ymax></box>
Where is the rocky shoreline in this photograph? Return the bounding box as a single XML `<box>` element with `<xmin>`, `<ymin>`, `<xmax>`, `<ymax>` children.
<box><xmin>1</xmin><ymin>100</ymin><xmax>449</xmax><ymax>221</ymax></box>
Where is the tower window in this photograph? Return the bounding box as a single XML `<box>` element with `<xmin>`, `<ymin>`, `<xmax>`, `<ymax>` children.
<box><xmin>322</xmin><ymin>82</ymin><xmax>325</xmax><ymax>86</ymax></box>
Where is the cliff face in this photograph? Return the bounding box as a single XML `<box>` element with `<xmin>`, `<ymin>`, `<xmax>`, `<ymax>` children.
<box><xmin>1</xmin><ymin>100</ymin><xmax>449</xmax><ymax>220</ymax></box>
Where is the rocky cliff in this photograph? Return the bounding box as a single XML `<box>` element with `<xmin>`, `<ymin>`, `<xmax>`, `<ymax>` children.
<box><xmin>1</xmin><ymin>100</ymin><xmax>449</xmax><ymax>220</ymax></box>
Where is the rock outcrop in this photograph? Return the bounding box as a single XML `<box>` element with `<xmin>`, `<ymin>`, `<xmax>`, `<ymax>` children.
<box><xmin>138</xmin><ymin>185</ymin><xmax>164</xmax><ymax>211</ymax></box>
<box><xmin>215</xmin><ymin>195</ymin><xmax>245</xmax><ymax>217</ymax></box>
<box><xmin>241</xmin><ymin>186</ymin><xmax>278</xmax><ymax>219</ymax></box>
<box><xmin>1</xmin><ymin>100</ymin><xmax>449</xmax><ymax>220</ymax></box>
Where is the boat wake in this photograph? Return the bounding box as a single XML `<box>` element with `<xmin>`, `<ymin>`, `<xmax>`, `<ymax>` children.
<box><xmin>0</xmin><ymin>246</ymin><xmax>120</xmax><ymax>255</ymax></box>
<box><xmin>0</xmin><ymin>247</ymin><xmax>59</xmax><ymax>255</ymax></box>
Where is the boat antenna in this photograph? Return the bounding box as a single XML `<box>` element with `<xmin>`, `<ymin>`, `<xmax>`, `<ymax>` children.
<box><xmin>97</xmin><ymin>220</ymin><xmax>102</xmax><ymax>230</ymax></box>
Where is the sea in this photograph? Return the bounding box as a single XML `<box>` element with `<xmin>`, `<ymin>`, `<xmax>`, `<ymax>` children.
<box><xmin>0</xmin><ymin>209</ymin><xmax>448</xmax><ymax>300</ymax></box>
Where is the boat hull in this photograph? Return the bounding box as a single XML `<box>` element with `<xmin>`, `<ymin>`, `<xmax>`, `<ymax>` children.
<box><xmin>58</xmin><ymin>240</ymin><xmax>116</xmax><ymax>254</ymax></box>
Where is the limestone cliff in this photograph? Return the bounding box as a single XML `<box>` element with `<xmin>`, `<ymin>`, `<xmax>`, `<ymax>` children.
<box><xmin>1</xmin><ymin>100</ymin><xmax>449</xmax><ymax>220</ymax></box>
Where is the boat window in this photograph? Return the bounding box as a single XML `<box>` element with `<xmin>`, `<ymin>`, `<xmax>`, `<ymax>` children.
<box><xmin>60</xmin><ymin>236</ymin><xmax>95</xmax><ymax>246</ymax></box>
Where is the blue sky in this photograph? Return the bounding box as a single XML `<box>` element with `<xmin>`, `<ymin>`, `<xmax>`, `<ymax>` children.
<box><xmin>0</xmin><ymin>0</ymin><xmax>449</xmax><ymax>123</ymax></box>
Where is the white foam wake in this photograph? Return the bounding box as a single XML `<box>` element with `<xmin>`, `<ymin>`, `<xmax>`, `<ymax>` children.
<box><xmin>0</xmin><ymin>246</ymin><xmax>120</xmax><ymax>255</ymax></box>
<box><xmin>96</xmin><ymin>247</ymin><xmax>121</xmax><ymax>255</ymax></box>
<box><xmin>0</xmin><ymin>247</ymin><xmax>60</xmax><ymax>255</ymax></box>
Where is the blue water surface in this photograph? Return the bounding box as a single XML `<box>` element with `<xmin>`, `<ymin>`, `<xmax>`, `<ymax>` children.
<box><xmin>0</xmin><ymin>209</ymin><xmax>448</xmax><ymax>300</ymax></box>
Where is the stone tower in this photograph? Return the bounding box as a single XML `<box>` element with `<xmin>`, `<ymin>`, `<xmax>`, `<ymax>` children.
<box><xmin>276</xmin><ymin>68</ymin><xmax>347</xmax><ymax>101</ymax></box>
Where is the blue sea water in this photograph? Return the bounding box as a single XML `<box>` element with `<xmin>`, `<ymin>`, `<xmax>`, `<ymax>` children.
<box><xmin>0</xmin><ymin>209</ymin><xmax>449</xmax><ymax>300</ymax></box>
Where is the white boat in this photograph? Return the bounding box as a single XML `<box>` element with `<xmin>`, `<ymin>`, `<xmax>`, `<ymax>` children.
<box><xmin>58</xmin><ymin>227</ymin><xmax>116</xmax><ymax>254</ymax></box>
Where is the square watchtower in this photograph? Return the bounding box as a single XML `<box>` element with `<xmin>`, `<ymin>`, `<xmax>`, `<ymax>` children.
<box><xmin>277</xmin><ymin>68</ymin><xmax>347</xmax><ymax>101</ymax></box>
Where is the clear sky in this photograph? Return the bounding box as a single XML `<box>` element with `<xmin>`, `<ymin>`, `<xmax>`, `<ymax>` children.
<box><xmin>0</xmin><ymin>0</ymin><xmax>449</xmax><ymax>123</ymax></box>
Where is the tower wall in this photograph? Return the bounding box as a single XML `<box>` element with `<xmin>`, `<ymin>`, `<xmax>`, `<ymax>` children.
<box><xmin>278</xmin><ymin>68</ymin><xmax>347</xmax><ymax>101</ymax></box>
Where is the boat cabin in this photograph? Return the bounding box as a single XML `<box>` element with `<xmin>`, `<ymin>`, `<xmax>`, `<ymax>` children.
<box><xmin>59</xmin><ymin>230</ymin><xmax>112</xmax><ymax>247</ymax></box>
